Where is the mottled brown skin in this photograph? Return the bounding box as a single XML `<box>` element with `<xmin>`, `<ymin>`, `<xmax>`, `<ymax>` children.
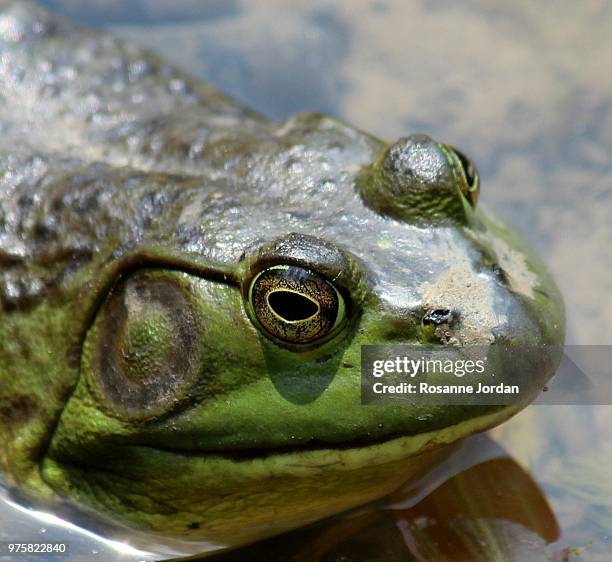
<box><xmin>0</xmin><ymin>0</ymin><xmax>564</xmax><ymax>550</ymax></box>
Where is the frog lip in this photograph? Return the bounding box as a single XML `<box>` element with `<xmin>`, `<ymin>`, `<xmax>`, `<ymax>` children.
<box><xmin>144</xmin><ymin>436</ymin><xmax>405</xmax><ymax>460</ymax></box>
<box><xmin>135</xmin><ymin>411</ymin><xmax>512</xmax><ymax>461</ymax></box>
<box><xmin>104</xmin><ymin>405</ymin><xmax>521</xmax><ymax>473</ymax></box>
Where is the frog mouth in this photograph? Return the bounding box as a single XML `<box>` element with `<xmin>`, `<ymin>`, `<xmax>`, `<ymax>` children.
<box><xmin>133</xmin><ymin>403</ymin><xmax>517</xmax><ymax>464</ymax></box>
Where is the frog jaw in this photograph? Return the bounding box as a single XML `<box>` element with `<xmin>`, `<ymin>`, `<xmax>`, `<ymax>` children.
<box><xmin>41</xmin><ymin>403</ymin><xmax>519</xmax><ymax>547</ymax></box>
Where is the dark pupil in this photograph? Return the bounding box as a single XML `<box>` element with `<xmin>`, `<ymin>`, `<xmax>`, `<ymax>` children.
<box><xmin>454</xmin><ymin>149</ymin><xmax>476</xmax><ymax>187</ymax></box>
<box><xmin>268</xmin><ymin>291</ymin><xmax>318</xmax><ymax>321</ymax></box>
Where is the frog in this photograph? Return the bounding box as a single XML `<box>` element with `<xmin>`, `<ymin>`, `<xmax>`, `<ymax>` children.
<box><xmin>0</xmin><ymin>0</ymin><xmax>564</xmax><ymax>552</ymax></box>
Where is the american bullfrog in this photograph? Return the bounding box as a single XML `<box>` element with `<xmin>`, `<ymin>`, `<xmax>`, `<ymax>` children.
<box><xmin>0</xmin><ymin>0</ymin><xmax>564</xmax><ymax>552</ymax></box>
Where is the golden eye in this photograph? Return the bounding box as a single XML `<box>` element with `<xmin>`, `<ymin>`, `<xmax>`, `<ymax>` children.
<box><xmin>248</xmin><ymin>265</ymin><xmax>346</xmax><ymax>345</ymax></box>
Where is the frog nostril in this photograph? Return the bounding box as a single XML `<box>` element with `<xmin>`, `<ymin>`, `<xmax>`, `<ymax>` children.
<box><xmin>490</xmin><ymin>263</ymin><xmax>509</xmax><ymax>285</ymax></box>
<box><xmin>422</xmin><ymin>308</ymin><xmax>455</xmax><ymax>326</ymax></box>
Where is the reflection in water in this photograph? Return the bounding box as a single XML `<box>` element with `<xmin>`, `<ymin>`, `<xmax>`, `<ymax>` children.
<box><xmin>390</xmin><ymin>458</ymin><xmax>561</xmax><ymax>562</ymax></box>
<box><xmin>492</xmin><ymin>406</ymin><xmax>612</xmax><ymax>562</ymax></box>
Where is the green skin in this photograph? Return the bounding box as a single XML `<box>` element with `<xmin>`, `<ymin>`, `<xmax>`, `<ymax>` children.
<box><xmin>0</xmin><ymin>0</ymin><xmax>564</xmax><ymax>550</ymax></box>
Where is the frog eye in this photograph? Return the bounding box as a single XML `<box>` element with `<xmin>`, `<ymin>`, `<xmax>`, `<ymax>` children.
<box><xmin>248</xmin><ymin>265</ymin><xmax>346</xmax><ymax>345</ymax></box>
<box><xmin>358</xmin><ymin>135</ymin><xmax>480</xmax><ymax>224</ymax></box>
<box><xmin>452</xmin><ymin>148</ymin><xmax>480</xmax><ymax>208</ymax></box>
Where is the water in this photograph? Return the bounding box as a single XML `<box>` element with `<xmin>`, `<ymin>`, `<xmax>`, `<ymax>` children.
<box><xmin>7</xmin><ymin>1</ymin><xmax>612</xmax><ymax>560</ymax></box>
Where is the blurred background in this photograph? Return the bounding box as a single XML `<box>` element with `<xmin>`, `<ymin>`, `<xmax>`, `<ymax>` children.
<box><xmin>25</xmin><ymin>1</ymin><xmax>612</xmax><ymax>560</ymax></box>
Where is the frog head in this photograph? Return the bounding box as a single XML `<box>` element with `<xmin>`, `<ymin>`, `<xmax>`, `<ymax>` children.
<box><xmin>2</xmin><ymin>115</ymin><xmax>564</xmax><ymax>548</ymax></box>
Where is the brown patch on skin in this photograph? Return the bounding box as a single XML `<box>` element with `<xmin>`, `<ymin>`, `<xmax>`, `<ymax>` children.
<box><xmin>489</xmin><ymin>236</ymin><xmax>537</xmax><ymax>299</ymax></box>
<box><xmin>0</xmin><ymin>394</ymin><xmax>39</xmax><ymax>426</ymax></box>
<box><xmin>421</xmin><ymin>264</ymin><xmax>497</xmax><ymax>345</ymax></box>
